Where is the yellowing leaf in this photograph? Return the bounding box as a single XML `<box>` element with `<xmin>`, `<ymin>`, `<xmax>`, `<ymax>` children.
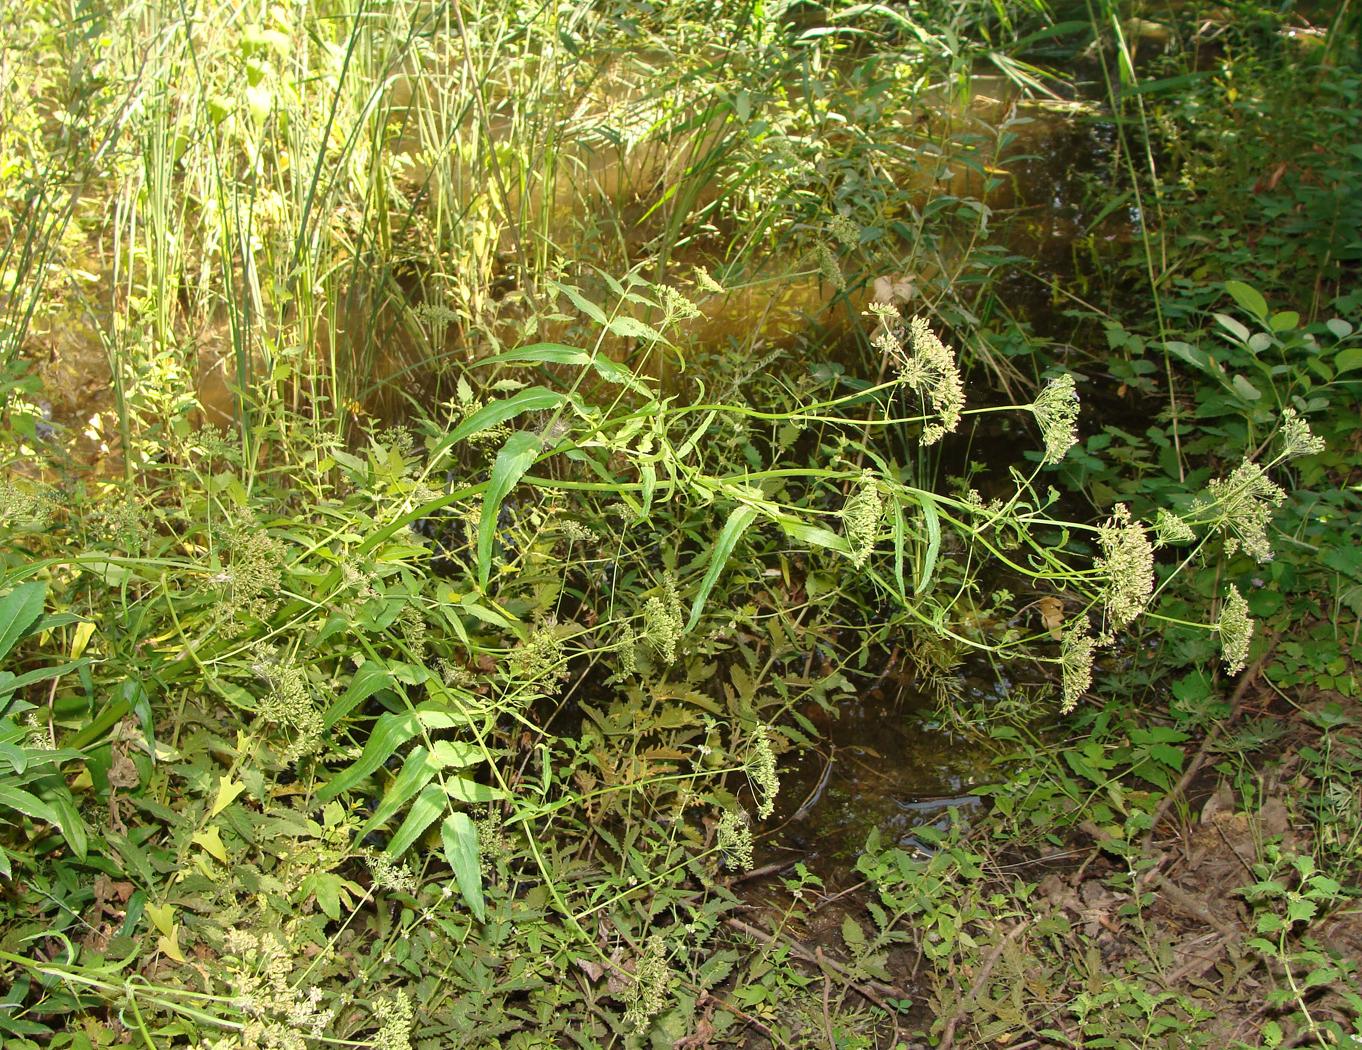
<box><xmin>145</xmin><ymin>902</ymin><xmax>176</xmax><ymax>938</ymax></box>
<box><xmin>158</xmin><ymin>928</ymin><xmax>186</xmax><ymax>963</ymax></box>
<box><xmin>192</xmin><ymin>825</ymin><xmax>228</xmax><ymax>862</ymax></box>
<box><xmin>69</xmin><ymin>620</ymin><xmax>97</xmax><ymax>659</ymax></box>
<box><xmin>210</xmin><ymin>776</ymin><xmax>245</xmax><ymax>818</ymax></box>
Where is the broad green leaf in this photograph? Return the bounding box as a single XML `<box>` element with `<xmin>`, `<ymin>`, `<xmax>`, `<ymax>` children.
<box><xmin>441</xmin><ymin>812</ymin><xmax>485</xmax><ymax>921</ymax></box>
<box><xmin>606</xmin><ymin>315</ymin><xmax>667</xmax><ymax>344</ymax></box>
<box><xmin>1334</xmin><ymin>346</ymin><xmax>1362</xmax><ymax>375</ymax></box>
<box><xmin>46</xmin><ymin>793</ymin><xmax>88</xmax><ymax>859</ymax></box>
<box><xmin>0</xmin><ymin>658</ymin><xmax>91</xmax><ymax>698</ymax></box>
<box><xmin>385</xmin><ymin>782</ymin><xmax>445</xmax><ymax>859</ymax></box>
<box><xmin>0</xmin><ymin>784</ymin><xmax>61</xmax><ymax>829</ymax></box>
<box><xmin>316</xmin><ymin>710</ymin><xmax>426</xmax><ymax>803</ymax></box>
<box><xmin>916</xmin><ymin>495</ymin><xmax>941</xmax><ymax>595</ymax></box>
<box><xmin>686</xmin><ymin>503</ymin><xmax>759</xmax><ymax>632</ymax></box>
<box><xmin>0</xmin><ymin>742</ymin><xmax>26</xmax><ymax>774</ymax></box>
<box><xmin>1214</xmin><ymin>313</ymin><xmax>1251</xmax><ymax>344</ymax></box>
<box><xmin>430</xmin><ymin>388</ymin><xmax>564</xmax><ymax>462</ymax></box>
<box><xmin>361</xmin><ymin>746</ymin><xmax>439</xmax><ymax>834</ymax></box>
<box><xmin>1231</xmin><ymin>374</ymin><xmax>1262</xmax><ymax>401</ymax></box>
<box><xmin>443</xmin><ymin>777</ymin><xmax>505</xmax><ymax>803</ymax></box>
<box><xmin>1163</xmin><ymin>340</ymin><xmax>1212</xmax><ymax>373</ymax></box>
<box><xmin>304</xmin><ymin>871</ymin><xmax>343</xmax><ymax>921</ymax></box>
<box><xmin>480</xmin><ymin>343</ymin><xmax>651</xmax><ymax>395</ymax></box>
<box><xmin>0</xmin><ymin>581</ymin><xmax>46</xmax><ymax>664</ymax></box>
<box><xmin>478</xmin><ymin>431</ymin><xmax>543</xmax><ymax>588</ymax></box>
<box><xmin>547</xmin><ymin>280</ymin><xmax>607</xmax><ymax>324</ymax></box>
<box><xmin>322</xmin><ymin>660</ymin><xmax>393</xmax><ymax>730</ymax></box>
<box><xmin>1225</xmin><ymin>280</ymin><xmax>1268</xmax><ymax>322</ymax></box>
<box><xmin>776</xmin><ymin>514</ymin><xmax>849</xmax><ymax>555</ymax></box>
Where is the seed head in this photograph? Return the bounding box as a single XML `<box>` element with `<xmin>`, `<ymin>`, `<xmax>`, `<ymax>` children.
<box><xmin>1217</xmin><ymin>584</ymin><xmax>1253</xmax><ymax>676</ymax></box>
<box><xmin>1096</xmin><ymin>504</ymin><xmax>1155</xmax><ymax>628</ymax></box>
<box><xmin>373</xmin><ymin>991</ymin><xmax>414</xmax><ymax>1050</ymax></box>
<box><xmin>642</xmin><ymin>573</ymin><xmax>684</xmax><ymax>665</ymax></box>
<box><xmin>1032</xmin><ymin>373</ymin><xmax>1080</xmax><ymax>465</ymax></box>
<box><xmin>623</xmin><ymin>935</ymin><xmax>674</xmax><ymax>1031</ymax></box>
<box><xmin>1277</xmin><ymin>407</ymin><xmax>1325</xmax><ymax>461</ymax></box>
<box><xmin>1196</xmin><ymin>459</ymin><xmax>1285</xmax><ymax>563</ymax></box>
<box><xmin>842</xmin><ymin>470</ymin><xmax>883</xmax><ymax>568</ymax></box>
<box><xmin>748</xmin><ymin>726</ymin><xmax>780</xmax><ymax>820</ymax></box>
<box><xmin>1060</xmin><ymin>621</ymin><xmax>1096</xmax><ymax>714</ymax></box>
<box><xmin>716</xmin><ymin>808</ymin><xmax>754</xmax><ymax>871</ymax></box>
<box><xmin>1153</xmin><ymin>508</ymin><xmax>1195</xmax><ymax>547</ymax></box>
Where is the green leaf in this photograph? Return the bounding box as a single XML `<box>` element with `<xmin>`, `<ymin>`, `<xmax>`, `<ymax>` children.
<box><xmin>480</xmin><ymin>343</ymin><xmax>652</xmax><ymax>395</ymax></box>
<box><xmin>443</xmin><ymin>777</ymin><xmax>505</xmax><ymax>803</ymax></box>
<box><xmin>0</xmin><ymin>658</ymin><xmax>91</xmax><ymax>698</ymax></box>
<box><xmin>316</xmin><ymin>710</ymin><xmax>426</xmax><ymax>804</ymax></box>
<box><xmin>916</xmin><ymin>495</ymin><xmax>941</xmax><ymax>595</ymax></box>
<box><xmin>1163</xmin><ymin>340</ymin><xmax>1212</xmax><ymax>373</ymax></box>
<box><xmin>1231</xmin><ymin>374</ymin><xmax>1262</xmax><ymax>401</ymax></box>
<box><xmin>1225</xmin><ymin>280</ymin><xmax>1268</xmax><ymax>322</ymax></box>
<box><xmin>478</xmin><ymin>431</ymin><xmax>543</xmax><ymax>588</ymax></box>
<box><xmin>606</xmin><ymin>315</ymin><xmax>667</xmax><ymax>344</ymax></box>
<box><xmin>775</xmin><ymin>514</ymin><xmax>849</xmax><ymax>555</ymax></box>
<box><xmin>361</xmin><ymin>746</ymin><xmax>439</xmax><ymax>835</ymax></box>
<box><xmin>322</xmin><ymin>660</ymin><xmax>394</xmax><ymax>730</ymax></box>
<box><xmin>1334</xmin><ymin>346</ymin><xmax>1362</xmax><ymax>375</ymax></box>
<box><xmin>685</xmin><ymin>503</ymin><xmax>759</xmax><ymax>632</ymax></box>
<box><xmin>0</xmin><ymin>581</ymin><xmax>46</xmax><ymax>664</ymax></box>
<box><xmin>430</xmin><ymin>388</ymin><xmax>564</xmax><ymax>462</ymax></box>
<box><xmin>1215</xmin><ymin>313</ymin><xmax>1251</xmax><ymax>344</ymax></box>
<box><xmin>385</xmin><ymin>782</ymin><xmax>445</xmax><ymax>859</ymax></box>
<box><xmin>304</xmin><ymin>871</ymin><xmax>343</xmax><ymax>921</ymax></box>
<box><xmin>547</xmin><ymin>280</ymin><xmax>607</xmax><ymax>324</ymax></box>
<box><xmin>0</xmin><ymin>783</ymin><xmax>61</xmax><ymax>828</ymax></box>
<box><xmin>441</xmin><ymin>812</ymin><xmax>485</xmax><ymax>921</ymax></box>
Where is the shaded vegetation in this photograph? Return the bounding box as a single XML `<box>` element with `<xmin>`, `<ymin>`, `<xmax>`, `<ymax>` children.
<box><xmin>1</xmin><ymin>0</ymin><xmax>1359</xmax><ymax>1047</ymax></box>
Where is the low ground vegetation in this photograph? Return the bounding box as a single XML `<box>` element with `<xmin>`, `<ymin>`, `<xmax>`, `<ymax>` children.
<box><xmin>1</xmin><ymin>1</ymin><xmax>1359</xmax><ymax>1047</ymax></box>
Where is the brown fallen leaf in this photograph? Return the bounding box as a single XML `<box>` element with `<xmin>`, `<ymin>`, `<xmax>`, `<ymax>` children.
<box><xmin>1037</xmin><ymin>596</ymin><xmax>1065</xmax><ymax>640</ymax></box>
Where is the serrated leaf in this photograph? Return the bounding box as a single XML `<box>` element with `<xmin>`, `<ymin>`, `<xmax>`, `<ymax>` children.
<box><xmin>686</xmin><ymin>503</ymin><xmax>759</xmax><ymax>632</ymax></box>
<box><xmin>0</xmin><ymin>581</ymin><xmax>46</xmax><ymax>664</ymax></box>
<box><xmin>478</xmin><ymin>431</ymin><xmax>543</xmax><ymax>588</ymax></box>
<box><xmin>606</xmin><ymin>315</ymin><xmax>667</xmax><ymax>344</ymax></box>
<box><xmin>441</xmin><ymin>812</ymin><xmax>485</xmax><ymax>921</ymax></box>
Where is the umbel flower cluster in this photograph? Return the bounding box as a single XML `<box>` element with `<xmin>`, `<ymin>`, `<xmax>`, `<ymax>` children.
<box><xmin>870</xmin><ymin>303</ymin><xmax>964</xmax><ymax>445</ymax></box>
<box><xmin>842</xmin><ymin>470</ymin><xmax>883</xmax><ymax>568</ymax></box>
<box><xmin>1058</xmin><ymin>408</ymin><xmax>1325</xmax><ymax>709</ymax></box>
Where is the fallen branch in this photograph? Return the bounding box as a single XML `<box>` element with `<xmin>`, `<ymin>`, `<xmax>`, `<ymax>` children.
<box><xmin>1142</xmin><ymin>650</ymin><xmax>1270</xmax><ymax>854</ymax></box>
